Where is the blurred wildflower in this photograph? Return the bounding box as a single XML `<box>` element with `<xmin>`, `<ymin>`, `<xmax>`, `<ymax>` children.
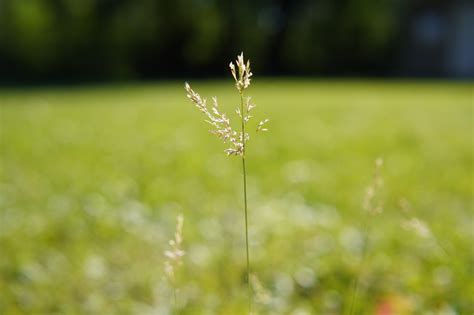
<box><xmin>294</xmin><ymin>267</ymin><xmax>316</xmax><ymax>289</ymax></box>
<box><xmin>398</xmin><ymin>198</ymin><xmax>448</xmax><ymax>258</ymax></box>
<box><xmin>402</xmin><ymin>218</ymin><xmax>432</xmax><ymax>238</ymax></box>
<box><xmin>84</xmin><ymin>255</ymin><xmax>106</xmax><ymax>280</ymax></box>
<box><xmin>164</xmin><ymin>214</ymin><xmax>185</xmax><ymax>281</ymax></box>
<box><xmin>399</xmin><ymin>198</ymin><xmax>432</xmax><ymax>238</ymax></box>
<box><xmin>250</xmin><ymin>273</ymin><xmax>272</xmax><ymax>305</ymax></box>
<box><xmin>375</xmin><ymin>295</ymin><xmax>414</xmax><ymax>315</ymax></box>
<box><xmin>363</xmin><ymin>158</ymin><xmax>384</xmax><ymax>214</ymax></box>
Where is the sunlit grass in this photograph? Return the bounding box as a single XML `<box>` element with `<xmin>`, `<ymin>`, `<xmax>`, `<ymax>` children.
<box><xmin>1</xmin><ymin>80</ymin><xmax>473</xmax><ymax>314</ymax></box>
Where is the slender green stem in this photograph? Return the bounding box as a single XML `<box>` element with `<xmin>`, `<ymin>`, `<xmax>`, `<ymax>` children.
<box><xmin>347</xmin><ymin>235</ymin><xmax>369</xmax><ymax>315</ymax></box>
<box><xmin>174</xmin><ymin>288</ymin><xmax>177</xmax><ymax>313</ymax></box>
<box><xmin>243</xmin><ymin>156</ymin><xmax>251</xmax><ymax>313</ymax></box>
<box><xmin>172</xmin><ymin>276</ymin><xmax>178</xmax><ymax>315</ymax></box>
<box><xmin>240</xmin><ymin>92</ymin><xmax>251</xmax><ymax>314</ymax></box>
<box><xmin>347</xmin><ymin>216</ymin><xmax>372</xmax><ymax>315</ymax></box>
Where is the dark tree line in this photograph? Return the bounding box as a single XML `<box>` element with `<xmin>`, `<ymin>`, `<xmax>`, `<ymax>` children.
<box><xmin>0</xmin><ymin>0</ymin><xmax>425</xmax><ymax>83</ymax></box>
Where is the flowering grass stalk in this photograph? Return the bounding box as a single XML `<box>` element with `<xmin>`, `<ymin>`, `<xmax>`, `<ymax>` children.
<box><xmin>185</xmin><ymin>53</ymin><xmax>268</xmax><ymax>314</ymax></box>
<box><xmin>164</xmin><ymin>214</ymin><xmax>185</xmax><ymax>313</ymax></box>
<box><xmin>347</xmin><ymin>158</ymin><xmax>384</xmax><ymax>315</ymax></box>
<box><xmin>399</xmin><ymin>198</ymin><xmax>449</xmax><ymax>260</ymax></box>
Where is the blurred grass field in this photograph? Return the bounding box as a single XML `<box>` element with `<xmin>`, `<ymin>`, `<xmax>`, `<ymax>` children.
<box><xmin>1</xmin><ymin>80</ymin><xmax>473</xmax><ymax>314</ymax></box>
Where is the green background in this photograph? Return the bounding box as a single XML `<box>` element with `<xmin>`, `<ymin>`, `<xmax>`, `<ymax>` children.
<box><xmin>1</xmin><ymin>81</ymin><xmax>473</xmax><ymax>314</ymax></box>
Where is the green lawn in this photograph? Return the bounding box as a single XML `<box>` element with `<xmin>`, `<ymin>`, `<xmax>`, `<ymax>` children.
<box><xmin>1</xmin><ymin>80</ymin><xmax>473</xmax><ymax>314</ymax></box>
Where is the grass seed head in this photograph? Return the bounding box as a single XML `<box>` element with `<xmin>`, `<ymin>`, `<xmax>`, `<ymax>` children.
<box><xmin>402</xmin><ymin>217</ymin><xmax>432</xmax><ymax>238</ymax></box>
<box><xmin>164</xmin><ymin>214</ymin><xmax>185</xmax><ymax>280</ymax></box>
<box><xmin>363</xmin><ymin>157</ymin><xmax>384</xmax><ymax>214</ymax></box>
<box><xmin>185</xmin><ymin>53</ymin><xmax>269</xmax><ymax>157</ymax></box>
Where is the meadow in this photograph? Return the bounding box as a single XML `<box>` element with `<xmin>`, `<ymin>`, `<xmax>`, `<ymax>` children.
<box><xmin>1</xmin><ymin>80</ymin><xmax>473</xmax><ymax>314</ymax></box>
